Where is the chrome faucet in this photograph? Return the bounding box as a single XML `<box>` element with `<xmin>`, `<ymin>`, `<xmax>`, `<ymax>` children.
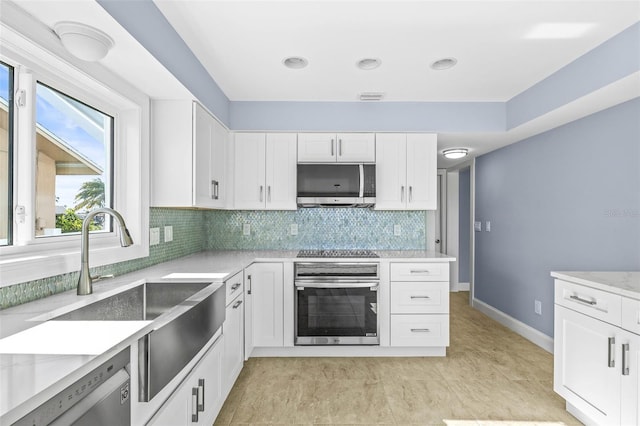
<box><xmin>77</xmin><ymin>207</ymin><xmax>134</xmax><ymax>295</ymax></box>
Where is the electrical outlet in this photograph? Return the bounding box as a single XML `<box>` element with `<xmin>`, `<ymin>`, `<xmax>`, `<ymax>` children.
<box><xmin>243</xmin><ymin>223</ymin><xmax>251</xmax><ymax>236</ymax></box>
<box><xmin>150</xmin><ymin>228</ymin><xmax>160</xmax><ymax>245</ymax></box>
<box><xmin>474</xmin><ymin>221</ymin><xmax>482</xmax><ymax>232</ymax></box>
<box><xmin>534</xmin><ymin>300</ymin><xmax>542</xmax><ymax>315</ymax></box>
<box><xmin>290</xmin><ymin>224</ymin><xmax>298</xmax><ymax>236</ymax></box>
<box><xmin>394</xmin><ymin>224</ymin><xmax>401</xmax><ymax>236</ymax></box>
<box><xmin>164</xmin><ymin>226</ymin><xmax>173</xmax><ymax>242</ymax></box>
<box><xmin>486</xmin><ymin>221</ymin><xmax>491</xmax><ymax>232</ymax></box>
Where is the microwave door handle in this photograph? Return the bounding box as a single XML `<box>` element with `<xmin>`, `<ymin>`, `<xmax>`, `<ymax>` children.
<box><xmin>359</xmin><ymin>164</ymin><xmax>364</xmax><ymax>198</ymax></box>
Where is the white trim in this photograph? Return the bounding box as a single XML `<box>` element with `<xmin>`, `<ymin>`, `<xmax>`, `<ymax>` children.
<box><xmin>446</xmin><ymin>170</ymin><xmax>459</xmax><ymax>291</ymax></box>
<box><xmin>454</xmin><ymin>282</ymin><xmax>470</xmax><ymax>291</ymax></box>
<box><xmin>469</xmin><ymin>159</ymin><xmax>476</xmax><ymax>305</ymax></box>
<box><xmin>251</xmin><ymin>346</ymin><xmax>447</xmax><ymax>357</ymax></box>
<box><xmin>472</xmin><ymin>297</ymin><xmax>553</xmax><ymax>353</ymax></box>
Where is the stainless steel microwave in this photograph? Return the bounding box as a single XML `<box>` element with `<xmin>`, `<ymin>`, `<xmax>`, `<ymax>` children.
<box><xmin>296</xmin><ymin>164</ymin><xmax>376</xmax><ymax>207</ymax></box>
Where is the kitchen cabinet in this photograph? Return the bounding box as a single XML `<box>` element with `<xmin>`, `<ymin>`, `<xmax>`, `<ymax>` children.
<box><xmin>233</xmin><ymin>133</ymin><xmax>297</xmax><ymax>210</ymax></box>
<box><xmin>554</xmin><ymin>278</ymin><xmax>639</xmax><ymax>425</ymax></box>
<box><xmin>222</xmin><ymin>271</ymin><xmax>244</xmax><ymax>397</ymax></box>
<box><xmin>151</xmin><ymin>100</ymin><xmax>228</xmax><ymax>208</ymax></box>
<box><xmin>389</xmin><ymin>262</ymin><xmax>450</xmax><ymax>347</ymax></box>
<box><xmin>148</xmin><ymin>335</ymin><xmax>224</xmax><ymax>426</ymax></box>
<box><xmin>375</xmin><ymin>133</ymin><xmax>437</xmax><ymax>210</ymax></box>
<box><xmin>297</xmin><ymin>133</ymin><xmax>375</xmax><ymax>163</ymax></box>
<box><xmin>244</xmin><ymin>263</ymin><xmax>284</xmax><ymax>358</ymax></box>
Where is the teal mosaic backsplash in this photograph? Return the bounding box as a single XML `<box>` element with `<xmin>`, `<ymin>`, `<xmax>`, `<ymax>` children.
<box><xmin>206</xmin><ymin>209</ymin><xmax>427</xmax><ymax>250</ymax></box>
<box><xmin>0</xmin><ymin>208</ymin><xmax>206</xmax><ymax>309</ymax></box>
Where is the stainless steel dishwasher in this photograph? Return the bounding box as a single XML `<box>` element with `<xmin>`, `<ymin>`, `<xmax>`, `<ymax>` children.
<box><xmin>14</xmin><ymin>348</ymin><xmax>131</xmax><ymax>426</ymax></box>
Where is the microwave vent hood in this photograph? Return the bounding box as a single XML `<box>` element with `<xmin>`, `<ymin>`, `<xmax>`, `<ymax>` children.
<box><xmin>296</xmin><ymin>163</ymin><xmax>375</xmax><ymax>208</ymax></box>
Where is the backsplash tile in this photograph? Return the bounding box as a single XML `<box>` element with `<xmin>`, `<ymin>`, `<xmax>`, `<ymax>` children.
<box><xmin>206</xmin><ymin>209</ymin><xmax>427</xmax><ymax>250</ymax></box>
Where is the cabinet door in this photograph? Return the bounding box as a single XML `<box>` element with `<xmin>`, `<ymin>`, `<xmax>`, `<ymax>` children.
<box><xmin>209</xmin><ymin>118</ymin><xmax>228</xmax><ymax>208</ymax></box>
<box><xmin>265</xmin><ymin>133</ymin><xmax>297</xmax><ymax>210</ymax></box>
<box><xmin>336</xmin><ymin>133</ymin><xmax>375</xmax><ymax>162</ymax></box>
<box><xmin>244</xmin><ymin>269</ymin><xmax>254</xmax><ymax>360</ymax></box>
<box><xmin>194</xmin><ymin>103</ymin><xmax>216</xmax><ymax>207</ymax></box>
<box><xmin>246</xmin><ymin>263</ymin><xmax>284</xmax><ymax>348</ymax></box>
<box><xmin>223</xmin><ymin>294</ymin><xmax>244</xmax><ymax>396</ymax></box>
<box><xmin>554</xmin><ymin>305</ymin><xmax>622</xmax><ymax>425</ymax></box>
<box><xmin>621</xmin><ymin>330</ymin><xmax>639</xmax><ymax>426</ymax></box>
<box><xmin>147</xmin><ymin>383</ymin><xmax>190</xmax><ymax>426</ymax></box>
<box><xmin>197</xmin><ymin>338</ymin><xmax>224</xmax><ymax>425</ymax></box>
<box><xmin>406</xmin><ymin>133</ymin><xmax>437</xmax><ymax>210</ymax></box>
<box><xmin>374</xmin><ymin>134</ymin><xmax>407</xmax><ymax>210</ymax></box>
<box><xmin>234</xmin><ymin>133</ymin><xmax>266</xmax><ymax>209</ymax></box>
<box><xmin>297</xmin><ymin>133</ymin><xmax>336</xmax><ymax>162</ymax></box>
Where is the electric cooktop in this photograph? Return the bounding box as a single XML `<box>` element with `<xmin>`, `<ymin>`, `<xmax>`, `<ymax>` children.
<box><xmin>296</xmin><ymin>249</ymin><xmax>379</xmax><ymax>258</ymax></box>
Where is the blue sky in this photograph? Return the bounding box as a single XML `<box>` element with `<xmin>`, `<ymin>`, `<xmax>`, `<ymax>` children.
<box><xmin>1</xmin><ymin>64</ymin><xmax>108</xmax><ymax>209</ymax></box>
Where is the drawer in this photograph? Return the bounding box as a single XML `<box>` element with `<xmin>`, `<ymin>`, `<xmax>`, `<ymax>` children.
<box><xmin>554</xmin><ymin>279</ymin><xmax>622</xmax><ymax>326</ymax></box>
<box><xmin>390</xmin><ymin>282</ymin><xmax>449</xmax><ymax>314</ymax></box>
<box><xmin>225</xmin><ymin>271</ymin><xmax>244</xmax><ymax>306</ymax></box>
<box><xmin>390</xmin><ymin>314</ymin><xmax>449</xmax><ymax>347</ymax></box>
<box><xmin>390</xmin><ymin>262</ymin><xmax>449</xmax><ymax>282</ymax></box>
<box><xmin>622</xmin><ymin>297</ymin><xmax>640</xmax><ymax>334</ymax></box>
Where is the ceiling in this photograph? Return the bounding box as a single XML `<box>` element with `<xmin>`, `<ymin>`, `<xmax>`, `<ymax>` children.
<box><xmin>154</xmin><ymin>0</ymin><xmax>639</xmax><ymax>102</ymax></box>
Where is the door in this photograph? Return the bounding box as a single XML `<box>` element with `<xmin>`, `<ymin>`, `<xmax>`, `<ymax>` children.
<box><xmin>374</xmin><ymin>133</ymin><xmax>406</xmax><ymax>210</ymax></box>
<box><xmin>247</xmin><ymin>263</ymin><xmax>284</xmax><ymax>348</ymax></box>
<box><xmin>554</xmin><ymin>305</ymin><xmax>622</xmax><ymax>425</ymax></box>
<box><xmin>234</xmin><ymin>133</ymin><xmax>266</xmax><ymax>209</ymax></box>
<box><xmin>297</xmin><ymin>133</ymin><xmax>336</xmax><ymax>162</ymax></box>
<box><xmin>265</xmin><ymin>133</ymin><xmax>297</xmax><ymax>210</ymax></box>
<box><xmin>336</xmin><ymin>133</ymin><xmax>375</xmax><ymax>162</ymax></box>
<box><xmin>406</xmin><ymin>133</ymin><xmax>437</xmax><ymax>210</ymax></box>
<box><xmin>434</xmin><ymin>171</ymin><xmax>446</xmax><ymax>254</ymax></box>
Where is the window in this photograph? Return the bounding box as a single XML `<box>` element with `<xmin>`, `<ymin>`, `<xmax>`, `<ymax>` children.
<box><xmin>34</xmin><ymin>82</ymin><xmax>113</xmax><ymax>237</ymax></box>
<box><xmin>0</xmin><ymin>62</ymin><xmax>13</xmax><ymax>246</ymax></box>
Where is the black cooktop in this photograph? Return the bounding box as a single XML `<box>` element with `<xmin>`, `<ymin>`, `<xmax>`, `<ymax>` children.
<box><xmin>297</xmin><ymin>249</ymin><xmax>379</xmax><ymax>258</ymax></box>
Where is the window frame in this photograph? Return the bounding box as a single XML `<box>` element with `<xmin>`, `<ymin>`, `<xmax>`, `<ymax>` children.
<box><xmin>1</xmin><ymin>60</ymin><xmax>15</xmax><ymax>247</ymax></box>
<box><xmin>0</xmin><ymin>13</ymin><xmax>150</xmax><ymax>287</ymax></box>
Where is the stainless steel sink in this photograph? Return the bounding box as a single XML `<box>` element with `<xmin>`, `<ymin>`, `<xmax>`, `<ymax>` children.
<box><xmin>53</xmin><ymin>282</ymin><xmax>211</xmax><ymax>321</ymax></box>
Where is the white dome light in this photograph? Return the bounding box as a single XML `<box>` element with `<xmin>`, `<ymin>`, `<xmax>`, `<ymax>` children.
<box><xmin>431</xmin><ymin>57</ymin><xmax>458</xmax><ymax>71</ymax></box>
<box><xmin>54</xmin><ymin>22</ymin><xmax>114</xmax><ymax>62</ymax></box>
<box><xmin>283</xmin><ymin>57</ymin><xmax>309</xmax><ymax>69</ymax></box>
<box><xmin>443</xmin><ymin>148</ymin><xmax>468</xmax><ymax>159</ymax></box>
<box><xmin>357</xmin><ymin>58</ymin><xmax>381</xmax><ymax>70</ymax></box>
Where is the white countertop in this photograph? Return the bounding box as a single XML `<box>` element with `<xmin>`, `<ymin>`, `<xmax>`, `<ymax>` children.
<box><xmin>551</xmin><ymin>271</ymin><xmax>640</xmax><ymax>299</ymax></box>
<box><xmin>0</xmin><ymin>249</ymin><xmax>453</xmax><ymax>422</ymax></box>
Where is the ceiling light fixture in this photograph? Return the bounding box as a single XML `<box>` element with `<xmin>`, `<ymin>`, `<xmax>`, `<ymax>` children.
<box><xmin>442</xmin><ymin>148</ymin><xmax>468</xmax><ymax>159</ymax></box>
<box><xmin>525</xmin><ymin>22</ymin><xmax>596</xmax><ymax>39</ymax></box>
<box><xmin>359</xmin><ymin>92</ymin><xmax>385</xmax><ymax>101</ymax></box>
<box><xmin>431</xmin><ymin>58</ymin><xmax>457</xmax><ymax>71</ymax></box>
<box><xmin>283</xmin><ymin>56</ymin><xmax>308</xmax><ymax>69</ymax></box>
<box><xmin>54</xmin><ymin>22</ymin><xmax>114</xmax><ymax>62</ymax></box>
<box><xmin>357</xmin><ymin>58</ymin><xmax>381</xmax><ymax>70</ymax></box>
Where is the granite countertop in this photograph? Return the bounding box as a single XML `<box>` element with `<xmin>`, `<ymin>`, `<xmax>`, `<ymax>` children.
<box><xmin>551</xmin><ymin>271</ymin><xmax>640</xmax><ymax>299</ymax></box>
<box><xmin>0</xmin><ymin>249</ymin><xmax>453</xmax><ymax>422</ymax></box>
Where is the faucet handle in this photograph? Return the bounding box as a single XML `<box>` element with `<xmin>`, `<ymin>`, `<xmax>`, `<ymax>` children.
<box><xmin>92</xmin><ymin>274</ymin><xmax>114</xmax><ymax>283</ymax></box>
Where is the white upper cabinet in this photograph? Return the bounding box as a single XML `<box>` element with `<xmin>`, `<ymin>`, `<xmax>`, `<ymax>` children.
<box><xmin>375</xmin><ymin>133</ymin><xmax>437</xmax><ymax>210</ymax></box>
<box><xmin>152</xmin><ymin>101</ymin><xmax>228</xmax><ymax>208</ymax></box>
<box><xmin>233</xmin><ymin>133</ymin><xmax>297</xmax><ymax>210</ymax></box>
<box><xmin>297</xmin><ymin>133</ymin><xmax>375</xmax><ymax>163</ymax></box>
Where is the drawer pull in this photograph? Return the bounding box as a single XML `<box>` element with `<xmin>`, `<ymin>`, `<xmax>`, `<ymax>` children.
<box><xmin>608</xmin><ymin>337</ymin><xmax>615</xmax><ymax>368</ymax></box>
<box><xmin>197</xmin><ymin>378</ymin><xmax>205</xmax><ymax>412</ymax></box>
<box><xmin>410</xmin><ymin>328</ymin><xmax>431</xmax><ymax>333</ymax></box>
<box><xmin>233</xmin><ymin>300</ymin><xmax>243</xmax><ymax>309</ymax></box>
<box><xmin>410</xmin><ymin>296</ymin><xmax>431</xmax><ymax>299</ymax></box>
<box><xmin>231</xmin><ymin>282</ymin><xmax>241</xmax><ymax>291</ymax></box>
<box><xmin>410</xmin><ymin>270</ymin><xmax>431</xmax><ymax>274</ymax></box>
<box><xmin>569</xmin><ymin>295</ymin><xmax>596</xmax><ymax>305</ymax></box>
<box><xmin>622</xmin><ymin>343</ymin><xmax>630</xmax><ymax>375</ymax></box>
<box><xmin>191</xmin><ymin>388</ymin><xmax>199</xmax><ymax>422</ymax></box>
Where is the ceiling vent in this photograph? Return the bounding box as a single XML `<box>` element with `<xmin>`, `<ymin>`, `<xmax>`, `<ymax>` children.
<box><xmin>359</xmin><ymin>92</ymin><xmax>385</xmax><ymax>101</ymax></box>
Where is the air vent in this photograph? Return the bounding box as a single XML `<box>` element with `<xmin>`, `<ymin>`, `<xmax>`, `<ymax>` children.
<box><xmin>359</xmin><ymin>92</ymin><xmax>385</xmax><ymax>101</ymax></box>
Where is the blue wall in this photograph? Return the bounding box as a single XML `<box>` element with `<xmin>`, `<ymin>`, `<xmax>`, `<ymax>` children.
<box><xmin>458</xmin><ymin>168</ymin><xmax>471</xmax><ymax>283</ymax></box>
<box><xmin>474</xmin><ymin>98</ymin><xmax>640</xmax><ymax>337</ymax></box>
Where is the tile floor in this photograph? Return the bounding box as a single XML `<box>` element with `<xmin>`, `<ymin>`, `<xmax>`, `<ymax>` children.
<box><xmin>214</xmin><ymin>292</ymin><xmax>580</xmax><ymax>425</ymax></box>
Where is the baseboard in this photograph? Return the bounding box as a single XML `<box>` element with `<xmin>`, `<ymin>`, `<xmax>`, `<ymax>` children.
<box><xmin>472</xmin><ymin>298</ymin><xmax>553</xmax><ymax>353</ymax></box>
<box><xmin>455</xmin><ymin>282</ymin><xmax>470</xmax><ymax>291</ymax></box>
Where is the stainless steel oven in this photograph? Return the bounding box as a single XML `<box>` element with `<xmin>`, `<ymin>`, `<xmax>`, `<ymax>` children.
<box><xmin>294</xmin><ymin>262</ymin><xmax>379</xmax><ymax>345</ymax></box>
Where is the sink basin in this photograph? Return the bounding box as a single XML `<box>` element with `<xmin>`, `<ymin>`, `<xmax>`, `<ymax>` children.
<box><xmin>53</xmin><ymin>282</ymin><xmax>210</xmax><ymax>321</ymax></box>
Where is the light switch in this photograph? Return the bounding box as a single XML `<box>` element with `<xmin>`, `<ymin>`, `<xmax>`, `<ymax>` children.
<box><xmin>243</xmin><ymin>223</ymin><xmax>251</xmax><ymax>236</ymax></box>
<box><xmin>164</xmin><ymin>226</ymin><xmax>173</xmax><ymax>242</ymax></box>
<box><xmin>485</xmin><ymin>221</ymin><xmax>491</xmax><ymax>232</ymax></box>
<box><xmin>290</xmin><ymin>224</ymin><xmax>298</xmax><ymax>236</ymax></box>
<box><xmin>150</xmin><ymin>227</ymin><xmax>160</xmax><ymax>245</ymax></box>
<box><xmin>474</xmin><ymin>221</ymin><xmax>482</xmax><ymax>232</ymax></box>
<box><xmin>394</xmin><ymin>224</ymin><xmax>401</xmax><ymax>236</ymax></box>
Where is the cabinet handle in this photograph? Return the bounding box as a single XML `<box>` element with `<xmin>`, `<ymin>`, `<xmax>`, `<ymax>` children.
<box><xmin>191</xmin><ymin>388</ymin><xmax>199</xmax><ymax>422</ymax></box>
<box><xmin>409</xmin><ymin>186</ymin><xmax>413</xmax><ymax>202</ymax></box>
<box><xmin>211</xmin><ymin>180</ymin><xmax>218</xmax><ymax>200</ymax></box>
<box><xmin>339</xmin><ymin>139</ymin><xmax>342</xmax><ymax>156</ymax></box>
<box><xmin>259</xmin><ymin>185</ymin><xmax>264</xmax><ymax>202</ymax></box>
<box><xmin>410</xmin><ymin>269</ymin><xmax>431</xmax><ymax>274</ymax></box>
<box><xmin>331</xmin><ymin>139</ymin><xmax>335</xmax><ymax>156</ymax></box>
<box><xmin>233</xmin><ymin>300</ymin><xmax>243</xmax><ymax>309</ymax></box>
<box><xmin>410</xmin><ymin>295</ymin><xmax>431</xmax><ymax>299</ymax></box>
<box><xmin>608</xmin><ymin>337</ymin><xmax>616</xmax><ymax>368</ymax></box>
<box><xmin>231</xmin><ymin>282</ymin><xmax>241</xmax><ymax>291</ymax></box>
<box><xmin>622</xmin><ymin>343</ymin><xmax>630</xmax><ymax>375</ymax></box>
<box><xmin>411</xmin><ymin>328</ymin><xmax>431</xmax><ymax>333</ymax></box>
<box><xmin>401</xmin><ymin>186</ymin><xmax>405</xmax><ymax>203</ymax></box>
<box><xmin>569</xmin><ymin>295</ymin><xmax>596</xmax><ymax>305</ymax></box>
<box><xmin>247</xmin><ymin>274</ymin><xmax>252</xmax><ymax>295</ymax></box>
<box><xmin>197</xmin><ymin>378</ymin><xmax>205</xmax><ymax>412</ymax></box>
<box><xmin>267</xmin><ymin>185</ymin><xmax>271</xmax><ymax>203</ymax></box>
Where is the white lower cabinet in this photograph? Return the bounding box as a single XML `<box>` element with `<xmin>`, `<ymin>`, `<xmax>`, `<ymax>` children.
<box><xmin>554</xmin><ymin>278</ymin><xmax>639</xmax><ymax>426</ymax></box>
<box><xmin>222</xmin><ymin>286</ymin><xmax>244</xmax><ymax>396</ymax></box>
<box><xmin>148</xmin><ymin>336</ymin><xmax>224</xmax><ymax>426</ymax></box>
<box><xmin>244</xmin><ymin>263</ymin><xmax>284</xmax><ymax>358</ymax></box>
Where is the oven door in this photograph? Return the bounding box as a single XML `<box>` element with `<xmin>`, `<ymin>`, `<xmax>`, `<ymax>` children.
<box><xmin>295</xmin><ymin>282</ymin><xmax>379</xmax><ymax>345</ymax></box>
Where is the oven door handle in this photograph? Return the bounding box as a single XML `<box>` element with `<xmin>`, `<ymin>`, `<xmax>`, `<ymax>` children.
<box><xmin>296</xmin><ymin>282</ymin><xmax>379</xmax><ymax>290</ymax></box>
